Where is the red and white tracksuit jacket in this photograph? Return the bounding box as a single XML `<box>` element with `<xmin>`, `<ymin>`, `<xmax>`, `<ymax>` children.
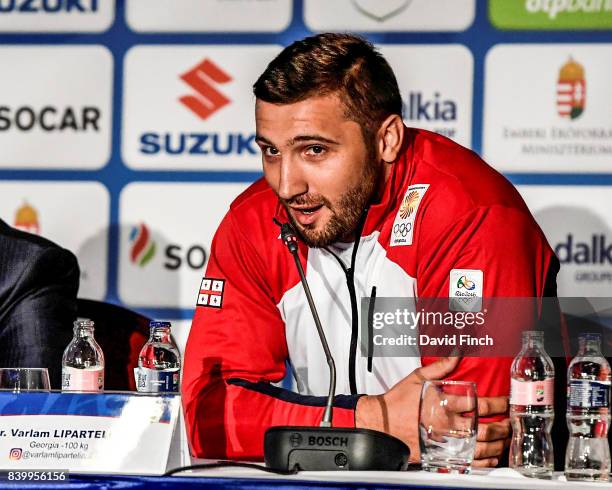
<box><xmin>183</xmin><ymin>128</ymin><xmax>559</xmax><ymax>460</ymax></box>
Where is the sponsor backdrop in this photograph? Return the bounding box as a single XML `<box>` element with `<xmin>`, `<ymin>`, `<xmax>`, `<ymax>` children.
<box><xmin>0</xmin><ymin>0</ymin><xmax>611</xmax><ymax>356</ymax></box>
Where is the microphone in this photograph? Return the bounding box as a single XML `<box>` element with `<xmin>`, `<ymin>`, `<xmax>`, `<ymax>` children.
<box><xmin>264</xmin><ymin>220</ymin><xmax>409</xmax><ymax>471</ymax></box>
<box><xmin>276</xmin><ymin>220</ymin><xmax>335</xmax><ymax>427</ymax></box>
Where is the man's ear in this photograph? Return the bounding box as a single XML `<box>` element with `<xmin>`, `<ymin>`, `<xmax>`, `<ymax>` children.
<box><xmin>377</xmin><ymin>114</ymin><xmax>404</xmax><ymax>163</ymax></box>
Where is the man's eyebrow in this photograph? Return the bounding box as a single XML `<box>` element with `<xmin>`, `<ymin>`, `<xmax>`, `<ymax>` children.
<box><xmin>255</xmin><ymin>134</ymin><xmax>341</xmax><ymax>147</ymax></box>
<box><xmin>255</xmin><ymin>135</ymin><xmax>275</xmax><ymax>146</ymax></box>
<box><xmin>290</xmin><ymin>135</ymin><xmax>340</xmax><ymax>145</ymax></box>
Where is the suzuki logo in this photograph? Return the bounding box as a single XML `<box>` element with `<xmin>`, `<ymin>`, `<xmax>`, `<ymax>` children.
<box><xmin>179</xmin><ymin>59</ymin><xmax>232</xmax><ymax>120</ymax></box>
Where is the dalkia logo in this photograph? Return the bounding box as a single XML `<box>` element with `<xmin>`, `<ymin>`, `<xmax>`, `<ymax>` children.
<box><xmin>13</xmin><ymin>200</ymin><xmax>40</xmax><ymax>234</ymax></box>
<box><xmin>351</xmin><ymin>0</ymin><xmax>412</xmax><ymax>21</ymax></box>
<box><xmin>556</xmin><ymin>57</ymin><xmax>586</xmax><ymax>120</ymax></box>
<box><xmin>404</xmin><ymin>92</ymin><xmax>457</xmax><ymax>122</ymax></box>
<box><xmin>129</xmin><ymin>223</ymin><xmax>156</xmax><ymax>267</ymax></box>
<box><xmin>179</xmin><ymin>58</ymin><xmax>232</xmax><ymax>121</ymax></box>
<box><xmin>555</xmin><ymin>234</ymin><xmax>612</xmax><ymax>264</ymax></box>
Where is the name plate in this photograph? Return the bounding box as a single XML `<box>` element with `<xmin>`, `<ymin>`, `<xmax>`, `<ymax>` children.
<box><xmin>0</xmin><ymin>391</ymin><xmax>181</xmax><ymax>475</ymax></box>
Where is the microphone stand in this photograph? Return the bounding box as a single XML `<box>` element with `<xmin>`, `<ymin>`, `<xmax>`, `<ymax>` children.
<box><xmin>264</xmin><ymin>221</ymin><xmax>409</xmax><ymax>471</ymax></box>
<box><xmin>280</xmin><ymin>221</ymin><xmax>335</xmax><ymax>427</ymax></box>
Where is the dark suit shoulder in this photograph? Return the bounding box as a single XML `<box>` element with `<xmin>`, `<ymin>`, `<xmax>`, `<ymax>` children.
<box><xmin>0</xmin><ymin>219</ymin><xmax>79</xmax><ymax>287</ymax></box>
<box><xmin>0</xmin><ymin>219</ymin><xmax>67</xmax><ymax>253</ymax></box>
<box><xmin>0</xmin><ymin>221</ymin><xmax>78</xmax><ymax>389</ymax></box>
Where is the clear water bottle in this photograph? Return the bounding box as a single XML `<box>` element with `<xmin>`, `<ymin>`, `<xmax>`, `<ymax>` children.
<box><xmin>134</xmin><ymin>321</ymin><xmax>180</xmax><ymax>393</ymax></box>
<box><xmin>61</xmin><ymin>320</ymin><xmax>104</xmax><ymax>391</ymax></box>
<box><xmin>509</xmin><ymin>330</ymin><xmax>555</xmax><ymax>478</ymax></box>
<box><xmin>565</xmin><ymin>333</ymin><xmax>611</xmax><ymax>481</ymax></box>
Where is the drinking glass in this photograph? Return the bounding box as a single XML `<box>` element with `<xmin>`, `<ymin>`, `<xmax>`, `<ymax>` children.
<box><xmin>419</xmin><ymin>380</ymin><xmax>478</xmax><ymax>474</ymax></box>
<box><xmin>0</xmin><ymin>368</ymin><xmax>51</xmax><ymax>392</ymax></box>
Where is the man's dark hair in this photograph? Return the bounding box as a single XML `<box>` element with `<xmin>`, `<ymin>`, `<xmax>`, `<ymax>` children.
<box><xmin>253</xmin><ymin>33</ymin><xmax>402</xmax><ymax>141</ymax></box>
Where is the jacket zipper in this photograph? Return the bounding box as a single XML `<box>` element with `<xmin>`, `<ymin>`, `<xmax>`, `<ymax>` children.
<box><xmin>345</xmin><ymin>265</ymin><xmax>359</xmax><ymax>394</ymax></box>
<box><xmin>325</xmin><ymin>212</ymin><xmax>368</xmax><ymax>395</ymax></box>
<box><xmin>367</xmin><ymin>285</ymin><xmax>377</xmax><ymax>373</ymax></box>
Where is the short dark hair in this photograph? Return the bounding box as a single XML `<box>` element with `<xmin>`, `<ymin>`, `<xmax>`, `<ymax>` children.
<box><xmin>253</xmin><ymin>33</ymin><xmax>402</xmax><ymax>140</ymax></box>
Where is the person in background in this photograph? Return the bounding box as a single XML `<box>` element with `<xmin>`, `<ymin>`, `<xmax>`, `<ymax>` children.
<box><xmin>0</xmin><ymin>218</ymin><xmax>78</xmax><ymax>388</ymax></box>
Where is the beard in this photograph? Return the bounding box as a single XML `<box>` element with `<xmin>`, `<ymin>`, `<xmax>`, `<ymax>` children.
<box><xmin>281</xmin><ymin>154</ymin><xmax>381</xmax><ymax>248</ymax></box>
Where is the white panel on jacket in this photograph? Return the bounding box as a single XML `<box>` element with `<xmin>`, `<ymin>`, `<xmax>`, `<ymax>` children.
<box><xmin>278</xmin><ymin>232</ymin><xmax>421</xmax><ymax>398</ymax></box>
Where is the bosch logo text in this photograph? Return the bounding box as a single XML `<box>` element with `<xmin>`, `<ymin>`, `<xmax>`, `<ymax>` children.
<box><xmin>308</xmin><ymin>436</ymin><xmax>348</xmax><ymax>447</ymax></box>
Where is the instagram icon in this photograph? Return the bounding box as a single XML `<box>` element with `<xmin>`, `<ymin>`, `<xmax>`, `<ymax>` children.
<box><xmin>9</xmin><ymin>448</ymin><xmax>22</xmax><ymax>460</ymax></box>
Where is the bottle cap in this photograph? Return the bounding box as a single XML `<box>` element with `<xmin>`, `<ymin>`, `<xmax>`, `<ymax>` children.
<box><xmin>74</xmin><ymin>319</ymin><xmax>95</xmax><ymax>329</ymax></box>
<box><xmin>579</xmin><ymin>332</ymin><xmax>601</xmax><ymax>342</ymax></box>
<box><xmin>149</xmin><ymin>321</ymin><xmax>171</xmax><ymax>329</ymax></box>
<box><xmin>522</xmin><ymin>330</ymin><xmax>544</xmax><ymax>341</ymax></box>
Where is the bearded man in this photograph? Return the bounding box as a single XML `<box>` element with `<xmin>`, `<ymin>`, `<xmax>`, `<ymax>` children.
<box><xmin>182</xmin><ymin>33</ymin><xmax>559</xmax><ymax>466</ymax></box>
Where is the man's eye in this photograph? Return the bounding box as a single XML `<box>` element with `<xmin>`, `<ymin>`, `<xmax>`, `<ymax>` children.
<box><xmin>306</xmin><ymin>145</ymin><xmax>325</xmax><ymax>156</ymax></box>
<box><xmin>264</xmin><ymin>146</ymin><xmax>280</xmax><ymax>157</ymax></box>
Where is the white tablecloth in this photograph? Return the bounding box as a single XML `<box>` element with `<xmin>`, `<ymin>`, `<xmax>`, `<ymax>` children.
<box><xmin>180</xmin><ymin>462</ymin><xmax>612</xmax><ymax>489</ymax></box>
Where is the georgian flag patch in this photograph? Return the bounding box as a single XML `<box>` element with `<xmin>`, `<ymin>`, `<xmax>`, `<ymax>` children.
<box><xmin>196</xmin><ymin>278</ymin><xmax>225</xmax><ymax>308</ymax></box>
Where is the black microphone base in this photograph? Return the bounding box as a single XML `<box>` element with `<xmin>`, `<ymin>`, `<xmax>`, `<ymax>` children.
<box><xmin>264</xmin><ymin>426</ymin><xmax>410</xmax><ymax>471</ymax></box>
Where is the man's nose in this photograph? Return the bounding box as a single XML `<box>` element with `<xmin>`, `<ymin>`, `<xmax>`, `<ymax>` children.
<box><xmin>277</xmin><ymin>159</ymin><xmax>307</xmax><ymax>202</ymax></box>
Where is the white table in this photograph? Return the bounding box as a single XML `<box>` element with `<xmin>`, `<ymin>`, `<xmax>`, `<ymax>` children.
<box><xmin>175</xmin><ymin>463</ymin><xmax>612</xmax><ymax>489</ymax></box>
